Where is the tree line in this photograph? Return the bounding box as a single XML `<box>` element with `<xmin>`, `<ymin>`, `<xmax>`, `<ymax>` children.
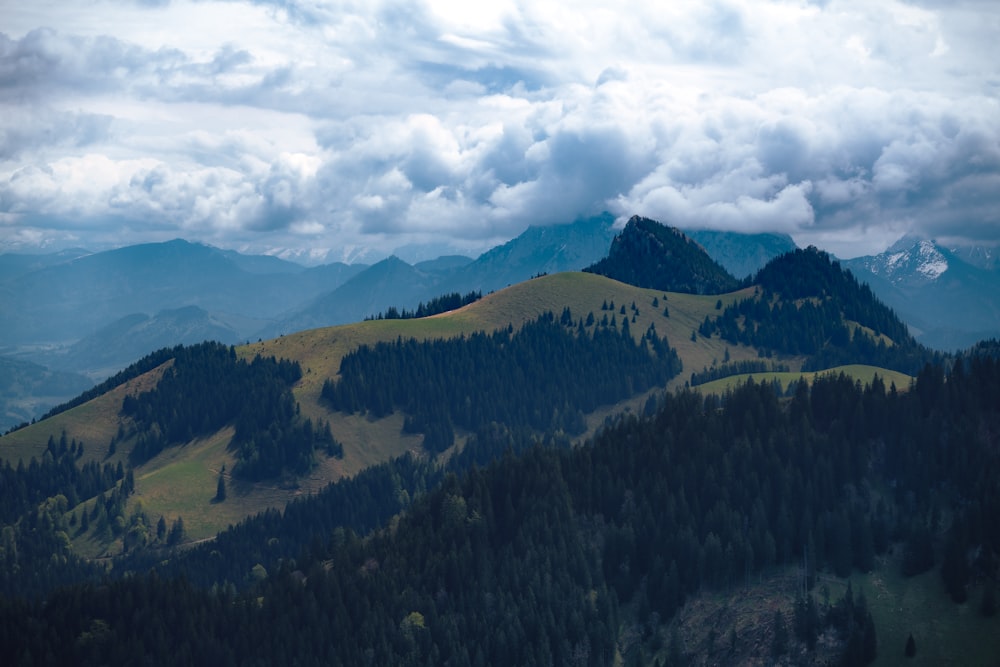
<box><xmin>365</xmin><ymin>290</ymin><xmax>482</xmax><ymax>321</ymax></box>
<box><xmin>697</xmin><ymin>247</ymin><xmax>939</xmax><ymax>374</ymax></box>
<box><xmin>121</xmin><ymin>342</ymin><xmax>341</xmax><ymax>479</ymax></box>
<box><xmin>322</xmin><ymin>310</ymin><xmax>681</xmax><ymax>451</ymax></box>
<box><xmin>689</xmin><ymin>358</ymin><xmax>790</xmax><ymax>386</ymax></box>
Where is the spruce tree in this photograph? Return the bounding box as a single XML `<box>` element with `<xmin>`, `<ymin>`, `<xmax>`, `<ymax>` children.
<box><xmin>215</xmin><ymin>470</ymin><xmax>227</xmax><ymax>502</ymax></box>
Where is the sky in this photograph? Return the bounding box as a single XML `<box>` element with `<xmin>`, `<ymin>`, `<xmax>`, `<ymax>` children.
<box><xmin>1</xmin><ymin>0</ymin><xmax>998</xmax><ymax>263</ymax></box>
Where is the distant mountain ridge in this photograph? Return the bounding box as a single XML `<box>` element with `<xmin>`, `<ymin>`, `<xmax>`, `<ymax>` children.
<box><xmin>0</xmin><ymin>355</ymin><xmax>93</xmax><ymax>432</ymax></box>
<box><xmin>682</xmin><ymin>228</ymin><xmax>797</xmax><ymax>280</ymax></box>
<box><xmin>848</xmin><ymin>235</ymin><xmax>950</xmax><ymax>286</ymax></box>
<box><xmin>584</xmin><ymin>215</ymin><xmax>740</xmax><ymax>294</ymax></box>
<box><xmin>843</xmin><ymin>237</ymin><xmax>1000</xmax><ymax>350</ymax></box>
<box><xmin>5</xmin><ymin>216</ymin><xmax>999</xmax><ymax>432</ymax></box>
<box><xmin>43</xmin><ymin>306</ymin><xmax>243</xmax><ymax>380</ymax></box>
<box><xmin>0</xmin><ymin>239</ymin><xmax>367</xmax><ymax>349</ymax></box>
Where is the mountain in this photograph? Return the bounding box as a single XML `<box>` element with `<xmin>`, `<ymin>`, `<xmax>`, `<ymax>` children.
<box><xmin>261</xmin><ymin>215</ymin><xmax>617</xmax><ymax>336</ymax></box>
<box><xmin>0</xmin><ymin>219</ymin><xmax>612</xmax><ymax>426</ymax></box>
<box><xmin>0</xmin><ymin>239</ymin><xmax>366</xmax><ymax>356</ymax></box>
<box><xmin>949</xmin><ymin>243</ymin><xmax>1000</xmax><ymax>271</ymax></box>
<box><xmin>42</xmin><ymin>306</ymin><xmax>243</xmax><ymax>380</ymax></box>
<box><xmin>682</xmin><ymin>228</ymin><xmax>797</xmax><ymax>280</ymax></box>
<box><xmin>3</xmin><ymin>254</ymin><xmax>998</xmax><ymax>663</ymax></box>
<box><xmin>413</xmin><ymin>255</ymin><xmax>474</xmax><ymax>274</ymax></box>
<box><xmin>0</xmin><ymin>271</ymin><xmax>765</xmax><ymax>537</ymax></box>
<box><xmin>696</xmin><ymin>246</ymin><xmax>934</xmax><ymax>374</ymax></box>
<box><xmin>847</xmin><ymin>235</ymin><xmax>950</xmax><ymax>287</ymax></box>
<box><xmin>0</xmin><ymin>355</ymin><xmax>93</xmax><ymax>432</ymax></box>
<box><xmin>2</xmin><ymin>259</ymin><xmax>921</xmax><ymax>546</ymax></box>
<box><xmin>261</xmin><ymin>256</ymin><xmax>444</xmax><ymax>337</ymax></box>
<box><xmin>0</xmin><ymin>247</ymin><xmax>90</xmax><ymax>283</ymax></box>
<box><xmin>0</xmin><ymin>240</ymin><xmax>372</xmax><ymax>346</ymax></box>
<box><xmin>440</xmin><ymin>213</ymin><xmax>617</xmax><ymax>294</ymax></box>
<box><xmin>843</xmin><ymin>237</ymin><xmax>1000</xmax><ymax>351</ymax></box>
<box><xmin>584</xmin><ymin>215</ymin><xmax>740</xmax><ymax>294</ymax></box>
<box><xmin>0</xmin><ymin>240</ymin><xmax>371</xmax><ymax>427</ymax></box>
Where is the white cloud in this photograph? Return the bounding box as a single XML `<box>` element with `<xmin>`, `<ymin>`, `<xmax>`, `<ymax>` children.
<box><xmin>0</xmin><ymin>0</ymin><xmax>998</xmax><ymax>258</ymax></box>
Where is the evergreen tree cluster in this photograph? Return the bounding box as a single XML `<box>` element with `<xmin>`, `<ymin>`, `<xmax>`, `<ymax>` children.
<box><xmin>36</xmin><ymin>345</ymin><xmax>182</xmax><ymax>423</ymax></box>
<box><xmin>322</xmin><ymin>312</ymin><xmax>681</xmax><ymax>450</ymax></box>
<box><xmin>365</xmin><ymin>290</ymin><xmax>482</xmax><ymax>321</ymax></box>
<box><xmin>0</xmin><ymin>438</ymin><xmax>127</xmax><ymax>600</ymax></box>
<box><xmin>3</xmin><ymin>349</ymin><xmax>1000</xmax><ymax>664</ymax></box>
<box><xmin>584</xmin><ymin>215</ymin><xmax>740</xmax><ymax>295</ymax></box>
<box><xmin>0</xmin><ymin>434</ymin><xmax>119</xmax><ymax>524</ymax></box>
<box><xmin>697</xmin><ymin>247</ymin><xmax>937</xmax><ymax>374</ymax></box>
<box><xmin>689</xmin><ymin>359</ymin><xmax>790</xmax><ymax>386</ymax></box>
<box><xmin>120</xmin><ymin>342</ymin><xmax>339</xmax><ymax>478</ymax></box>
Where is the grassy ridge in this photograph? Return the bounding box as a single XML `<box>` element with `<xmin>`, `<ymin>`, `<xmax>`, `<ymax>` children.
<box><xmin>692</xmin><ymin>365</ymin><xmax>914</xmax><ymax>396</ymax></box>
<box><xmin>0</xmin><ymin>362</ymin><xmax>170</xmax><ymax>467</ymax></box>
<box><xmin>0</xmin><ymin>272</ymin><xmax>905</xmax><ymax>546</ymax></box>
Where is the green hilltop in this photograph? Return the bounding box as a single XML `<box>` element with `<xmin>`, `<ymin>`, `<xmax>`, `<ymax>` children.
<box><xmin>0</xmin><ymin>266</ymin><xmax>924</xmax><ymax>546</ymax></box>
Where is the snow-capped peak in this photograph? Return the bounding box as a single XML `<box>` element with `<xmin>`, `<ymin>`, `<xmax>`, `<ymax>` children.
<box><xmin>913</xmin><ymin>240</ymin><xmax>948</xmax><ymax>280</ymax></box>
<box><xmin>855</xmin><ymin>237</ymin><xmax>949</xmax><ymax>285</ymax></box>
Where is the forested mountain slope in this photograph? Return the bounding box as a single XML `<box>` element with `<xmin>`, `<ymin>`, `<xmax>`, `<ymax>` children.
<box><xmin>1</xmin><ymin>253</ymin><xmax>935</xmax><ymax>560</ymax></box>
<box><xmin>3</xmin><ymin>356</ymin><xmax>999</xmax><ymax>665</ymax></box>
<box><xmin>585</xmin><ymin>215</ymin><xmax>740</xmax><ymax>294</ymax></box>
<box><xmin>1</xmin><ymin>272</ymin><xmax>755</xmax><ymax>549</ymax></box>
<box><xmin>697</xmin><ymin>246</ymin><xmax>939</xmax><ymax>375</ymax></box>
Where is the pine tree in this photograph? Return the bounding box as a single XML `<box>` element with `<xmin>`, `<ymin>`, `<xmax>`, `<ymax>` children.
<box><xmin>904</xmin><ymin>633</ymin><xmax>916</xmax><ymax>658</ymax></box>
<box><xmin>168</xmin><ymin>516</ymin><xmax>185</xmax><ymax>545</ymax></box>
<box><xmin>215</xmin><ymin>470</ymin><xmax>227</xmax><ymax>503</ymax></box>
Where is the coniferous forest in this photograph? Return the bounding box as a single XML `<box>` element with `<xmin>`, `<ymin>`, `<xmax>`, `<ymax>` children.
<box><xmin>2</xmin><ymin>350</ymin><xmax>999</xmax><ymax>665</ymax></box>
<box><xmin>121</xmin><ymin>342</ymin><xmax>340</xmax><ymax>479</ymax></box>
<box><xmin>697</xmin><ymin>247</ymin><xmax>941</xmax><ymax>374</ymax></box>
<box><xmin>322</xmin><ymin>311</ymin><xmax>681</xmax><ymax>450</ymax></box>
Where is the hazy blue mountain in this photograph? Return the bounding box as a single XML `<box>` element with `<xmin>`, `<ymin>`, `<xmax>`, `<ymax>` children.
<box><xmin>262</xmin><ymin>256</ymin><xmax>443</xmax><ymax>337</ymax></box>
<box><xmin>0</xmin><ymin>248</ymin><xmax>90</xmax><ymax>284</ymax></box>
<box><xmin>39</xmin><ymin>306</ymin><xmax>244</xmax><ymax>380</ymax></box>
<box><xmin>414</xmin><ymin>255</ymin><xmax>475</xmax><ymax>274</ymax></box>
<box><xmin>0</xmin><ymin>240</ymin><xmax>364</xmax><ymax>349</ymax></box>
<box><xmin>843</xmin><ymin>237</ymin><xmax>1000</xmax><ymax>351</ymax></box>
<box><xmin>265</xmin><ymin>215</ymin><xmax>618</xmax><ymax>337</ymax></box>
<box><xmin>214</xmin><ymin>248</ymin><xmax>307</xmax><ymax>275</ymax></box>
<box><xmin>442</xmin><ymin>213</ymin><xmax>617</xmax><ymax>293</ymax></box>
<box><xmin>0</xmin><ymin>355</ymin><xmax>93</xmax><ymax>433</ymax></box>
<box><xmin>949</xmin><ymin>243</ymin><xmax>1000</xmax><ymax>272</ymax></box>
<box><xmin>683</xmin><ymin>229</ymin><xmax>797</xmax><ymax>280</ymax></box>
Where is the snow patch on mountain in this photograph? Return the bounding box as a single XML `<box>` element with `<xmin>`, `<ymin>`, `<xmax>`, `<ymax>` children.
<box><xmin>858</xmin><ymin>238</ymin><xmax>948</xmax><ymax>285</ymax></box>
<box><xmin>914</xmin><ymin>241</ymin><xmax>948</xmax><ymax>280</ymax></box>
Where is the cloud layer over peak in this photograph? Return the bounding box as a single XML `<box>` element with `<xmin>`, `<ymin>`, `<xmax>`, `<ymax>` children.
<box><xmin>2</xmin><ymin>0</ymin><xmax>998</xmax><ymax>260</ymax></box>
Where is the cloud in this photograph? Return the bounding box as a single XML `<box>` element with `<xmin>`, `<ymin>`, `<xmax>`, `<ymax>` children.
<box><xmin>0</xmin><ymin>0</ymin><xmax>998</xmax><ymax>258</ymax></box>
<box><xmin>0</xmin><ymin>106</ymin><xmax>114</xmax><ymax>159</ymax></box>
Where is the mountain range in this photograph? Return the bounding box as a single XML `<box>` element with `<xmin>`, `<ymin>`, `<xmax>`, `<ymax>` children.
<box><xmin>2</xmin><ymin>214</ymin><xmax>998</xmax><ymax>432</ymax></box>
<box><xmin>842</xmin><ymin>236</ymin><xmax>1000</xmax><ymax>350</ymax></box>
<box><xmin>2</xmin><ymin>216</ymin><xmax>997</xmax><ymax>664</ymax></box>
